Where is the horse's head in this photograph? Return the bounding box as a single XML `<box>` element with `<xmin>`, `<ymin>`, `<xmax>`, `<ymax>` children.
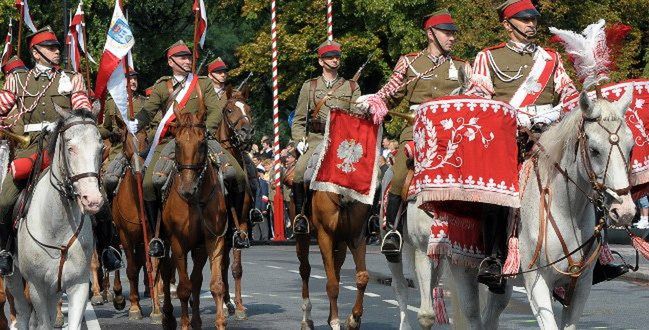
<box><xmin>220</xmin><ymin>86</ymin><xmax>254</xmax><ymax>149</ymax></box>
<box><xmin>172</xmin><ymin>106</ymin><xmax>208</xmax><ymax>200</ymax></box>
<box><xmin>52</xmin><ymin>104</ymin><xmax>105</xmax><ymax>214</ymax></box>
<box><xmin>577</xmin><ymin>88</ymin><xmax>636</xmax><ymax>226</ymax></box>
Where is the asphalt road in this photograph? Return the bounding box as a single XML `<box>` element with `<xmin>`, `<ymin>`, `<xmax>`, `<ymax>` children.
<box><xmin>6</xmin><ymin>244</ymin><xmax>649</xmax><ymax>329</ymax></box>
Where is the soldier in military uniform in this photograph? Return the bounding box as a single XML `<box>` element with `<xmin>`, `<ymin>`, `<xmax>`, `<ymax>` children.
<box><xmin>100</xmin><ymin>70</ymin><xmax>147</xmax><ymax>195</ymax></box>
<box><xmin>0</xmin><ymin>27</ymin><xmax>121</xmax><ymax>274</ymax></box>
<box><xmin>466</xmin><ymin>0</ymin><xmax>625</xmax><ymax>292</ymax></box>
<box><xmin>291</xmin><ymin>40</ymin><xmax>362</xmax><ymax>234</ymax></box>
<box><xmin>358</xmin><ymin>10</ymin><xmax>472</xmax><ymax>258</ymax></box>
<box><xmin>129</xmin><ymin>41</ymin><xmax>248</xmax><ymax>257</ymax></box>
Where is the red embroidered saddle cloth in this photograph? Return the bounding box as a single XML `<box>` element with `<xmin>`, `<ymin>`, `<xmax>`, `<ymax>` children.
<box><xmin>563</xmin><ymin>79</ymin><xmax>649</xmax><ymax>199</ymax></box>
<box><xmin>409</xmin><ymin>96</ymin><xmax>519</xmax><ymax>265</ymax></box>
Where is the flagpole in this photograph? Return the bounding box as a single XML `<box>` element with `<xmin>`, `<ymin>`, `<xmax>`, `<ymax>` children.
<box><xmin>326</xmin><ymin>0</ymin><xmax>333</xmax><ymax>41</ymax></box>
<box><xmin>192</xmin><ymin>2</ymin><xmax>199</xmax><ymax>74</ymax></box>
<box><xmin>17</xmin><ymin>4</ymin><xmax>24</xmax><ymax>58</ymax></box>
<box><xmin>81</xmin><ymin>8</ymin><xmax>92</xmax><ymax>95</ymax></box>
<box><xmin>270</xmin><ymin>0</ymin><xmax>285</xmax><ymax>241</ymax></box>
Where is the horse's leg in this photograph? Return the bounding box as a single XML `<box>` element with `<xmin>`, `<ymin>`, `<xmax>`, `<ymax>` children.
<box><xmin>522</xmin><ymin>272</ymin><xmax>559</xmax><ymax>330</ymax></box>
<box><xmin>0</xmin><ymin>277</ymin><xmax>8</xmax><ymax>330</ymax></box>
<box><xmin>8</xmin><ymin>289</ymin><xmax>17</xmax><ymax>328</ymax></box>
<box><xmin>190</xmin><ymin>245</ymin><xmax>208</xmax><ymax>329</ymax></box>
<box><xmin>317</xmin><ymin>230</ymin><xmax>341</xmax><ymax>330</ymax></box>
<box><xmin>207</xmin><ymin>236</ymin><xmax>227</xmax><ymax>330</ymax></box>
<box><xmin>296</xmin><ymin>234</ymin><xmax>313</xmax><ymax>330</ymax></box>
<box><xmin>160</xmin><ymin>256</ymin><xmax>177</xmax><ymax>330</ymax></box>
<box><xmin>54</xmin><ymin>299</ymin><xmax>63</xmax><ymax>328</ymax></box>
<box><xmin>173</xmin><ymin>251</ymin><xmax>192</xmax><ymax>329</ymax></box>
<box><xmin>346</xmin><ymin>237</ymin><xmax>369</xmax><ymax>330</ymax></box>
<box><xmin>90</xmin><ymin>249</ymin><xmax>104</xmax><ymax>305</ymax></box>
<box><xmin>560</xmin><ymin>275</ymin><xmax>592</xmax><ymax>330</ymax></box>
<box><xmin>481</xmin><ymin>281</ymin><xmax>512</xmax><ymax>329</ymax></box>
<box><xmin>124</xmin><ymin>244</ymin><xmax>142</xmax><ymax>319</ymax></box>
<box><xmin>112</xmin><ymin>268</ymin><xmax>125</xmax><ymax>310</ymax></box>
<box><xmin>222</xmin><ymin>243</ymin><xmax>234</xmax><ymax>315</ymax></box>
<box><xmin>66</xmin><ymin>282</ymin><xmax>90</xmax><ymax>330</ymax></box>
<box><xmin>232</xmin><ymin>248</ymin><xmax>247</xmax><ymax>320</ymax></box>
<box><xmin>388</xmin><ymin>243</ymin><xmax>412</xmax><ymax>330</ymax></box>
<box><xmin>5</xmin><ymin>274</ymin><xmax>30</xmax><ymax>330</ymax></box>
<box><xmin>449</xmin><ymin>264</ymin><xmax>483</xmax><ymax>329</ymax></box>
<box><xmin>27</xmin><ymin>284</ymin><xmax>51</xmax><ymax>330</ymax></box>
<box><xmin>413</xmin><ymin>247</ymin><xmax>435</xmax><ymax>329</ymax></box>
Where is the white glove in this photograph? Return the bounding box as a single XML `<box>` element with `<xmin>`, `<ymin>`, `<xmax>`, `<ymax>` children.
<box><xmin>297</xmin><ymin>139</ymin><xmax>308</xmax><ymax>155</ymax></box>
<box><xmin>356</xmin><ymin>94</ymin><xmax>375</xmax><ymax>112</ymax></box>
<box><xmin>126</xmin><ymin>119</ymin><xmax>139</xmax><ymax>134</ymax></box>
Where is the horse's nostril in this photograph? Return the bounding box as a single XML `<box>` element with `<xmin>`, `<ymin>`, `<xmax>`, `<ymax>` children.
<box><xmin>610</xmin><ymin>208</ymin><xmax>620</xmax><ymax>219</ymax></box>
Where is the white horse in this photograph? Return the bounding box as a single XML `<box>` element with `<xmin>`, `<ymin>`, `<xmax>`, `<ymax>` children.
<box><xmin>518</xmin><ymin>89</ymin><xmax>636</xmax><ymax>329</ymax></box>
<box><xmin>6</xmin><ymin>106</ymin><xmax>105</xmax><ymax>330</ymax></box>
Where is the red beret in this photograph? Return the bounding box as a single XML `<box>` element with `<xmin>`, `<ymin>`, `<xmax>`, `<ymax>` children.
<box><xmin>499</xmin><ymin>0</ymin><xmax>540</xmax><ymax>20</ymax></box>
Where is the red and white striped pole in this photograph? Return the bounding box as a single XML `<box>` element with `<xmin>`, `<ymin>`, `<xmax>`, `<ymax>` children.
<box><xmin>326</xmin><ymin>0</ymin><xmax>333</xmax><ymax>41</ymax></box>
<box><xmin>271</xmin><ymin>0</ymin><xmax>285</xmax><ymax>241</ymax></box>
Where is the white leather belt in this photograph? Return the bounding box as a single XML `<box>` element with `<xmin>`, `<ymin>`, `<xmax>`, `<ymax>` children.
<box><xmin>24</xmin><ymin>122</ymin><xmax>53</xmax><ymax>133</ymax></box>
<box><xmin>517</xmin><ymin>104</ymin><xmax>560</xmax><ymax>128</ymax></box>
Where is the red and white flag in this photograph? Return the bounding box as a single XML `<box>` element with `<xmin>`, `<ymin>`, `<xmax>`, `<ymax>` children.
<box><xmin>94</xmin><ymin>0</ymin><xmax>135</xmax><ymax>124</ymax></box>
<box><xmin>1</xmin><ymin>19</ymin><xmax>13</xmax><ymax>65</ymax></box>
<box><xmin>67</xmin><ymin>1</ymin><xmax>96</xmax><ymax>72</ymax></box>
<box><xmin>14</xmin><ymin>0</ymin><xmax>37</xmax><ymax>33</ymax></box>
<box><xmin>193</xmin><ymin>0</ymin><xmax>207</xmax><ymax>51</ymax></box>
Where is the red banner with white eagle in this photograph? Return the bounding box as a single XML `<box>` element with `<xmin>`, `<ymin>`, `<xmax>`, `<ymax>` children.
<box><xmin>410</xmin><ymin>95</ymin><xmax>520</xmax><ymax>209</ymax></box>
<box><xmin>563</xmin><ymin>79</ymin><xmax>649</xmax><ymax>198</ymax></box>
<box><xmin>310</xmin><ymin>109</ymin><xmax>381</xmax><ymax>204</ymax></box>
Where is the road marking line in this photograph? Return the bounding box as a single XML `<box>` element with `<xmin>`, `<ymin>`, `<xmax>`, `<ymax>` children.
<box><xmin>288</xmin><ymin>270</ymin><xmax>300</xmax><ymax>274</ymax></box>
<box><xmin>85</xmin><ymin>302</ymin><xmax>101</xmax><ymax>330</ymax></box>
<box><xmin>513</xmin><ymin>286</ymin><xmax>527</xmax><ymax>294</ymax></box>
<box><xmin>383</xmin><ymin>299</ymin><xmax>398</xmax><ymax>306</ymax></box>
<box><xmin>343</xmin><ymin>285</ymin><xmax>357</xmax><ymax>291</ymax></box>
<box><xmin>310</xmin><ymin>274</ymin><xmax>325</xmax><ymax>279</ymax></box>
<box><xmin>243</xmin><ymin>261</ymin><xmax>257</xmax><ymax>265</ymax></box>
<box><xmin>266</xmin><ymin>265</ymin><xmax>283</xmax><ymax>269</ymax></box>
<box><xmin>407</xmin><ymin>305</ymin><xmax>420</xmax><ymax>313</ymax></box>
<box><xmin>364</xmin><ymin>292</ymin><xmax>380</xmax><ymax>297</ymax></box>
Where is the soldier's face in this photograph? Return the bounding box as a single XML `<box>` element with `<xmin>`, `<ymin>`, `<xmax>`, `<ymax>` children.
<box><xmin>318</xmin><ymin>56</ymin><xmax>340</xmax><ymax>70</ymax></box>
<box><xmin>429</xmin><ymin>28</ymin><xmax>457</xmax><ymax>52</ymax></box>
<box><xmin>32</xmin><ymin>45</ymin><xmax>60</xmax><ymax>65</ymax></box>
<box><xmin>168</xmin><ymin>54</ymin><xmax>193</xmax><ymax>74</ymax></box>
<box><xmin>210</xmin><ymin>71</ymin><xmax>228</xmax><ymax>84</ymax></box>
<box><xmin>128</xmin><ymin>77</ymin><xmax>138</xmax><ymax>92</ymax></box>
<box><xmin>504</xmin><ymin>17</ymin><xmax>538</xmax><ymax>41</ymax></box>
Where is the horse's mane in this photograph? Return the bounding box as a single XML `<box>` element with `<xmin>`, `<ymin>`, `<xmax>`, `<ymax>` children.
<box><xmin>536</xmin><ymin>99</ymin><xmax>624</xmax><ymax>179</ymax></box>
<box><xmin>47</xmin><ymin>109</ymin><xmax>97</xmax><ymax>156</ymax></box>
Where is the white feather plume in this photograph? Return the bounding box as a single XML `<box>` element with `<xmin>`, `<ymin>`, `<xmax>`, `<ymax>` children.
<box><xmin>549</xmin><ymin>19</ymin><xmax>610</xmax><ymax>89</ymax></box>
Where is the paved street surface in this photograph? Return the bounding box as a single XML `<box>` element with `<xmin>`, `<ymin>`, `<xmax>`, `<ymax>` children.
<box><xmin>6</xmin><ymin>244</ymin><xmax>649</xmax><ymax>329</ymax></box>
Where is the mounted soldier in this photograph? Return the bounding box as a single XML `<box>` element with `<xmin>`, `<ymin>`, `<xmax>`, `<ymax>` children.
<box><xmin>290</xmin><ymin>39</ymin><xmax>361</xmax><ymax>234</ymax></box>
<box><xmin>0</xmin><ymin>26</ymin><xmax>121</xmax><ymax>275</ymax></box>
<box><xmin>129</xmin><ymin>40</ymin><xmax>248</xmax><ymax>257</ymax></box>
<box><xmin>357</xmin><ymin>10</ymin><xmax>472</xmax><ymax>258</ymax></box>
<box><xmin>101</xmin><ymin>69</ymin><xmax>147</xmax><ymax>195</ymax></box>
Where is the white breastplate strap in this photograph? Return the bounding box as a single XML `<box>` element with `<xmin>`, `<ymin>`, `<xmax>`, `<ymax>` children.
<box><xmin>516</xmin><ymin>104</ymin><xmax>559</xmax><ymax>128</ymax></box>
<box><xmin>24</xmin><ymin>121</ymin><xmax>53</xmax><ymax>133</ymax></box>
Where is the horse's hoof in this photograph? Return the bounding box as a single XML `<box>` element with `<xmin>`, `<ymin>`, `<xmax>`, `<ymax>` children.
<box><xmin>90</xmin><ymin>294</ymin><xmax>105</xmax><ymax>306</ymax></box>
<box><xmin>226</xmin><ymin>302</ymin><xmax>236</xmax><ymax>316</ymax></box>
<box><xmin>234</xmin><ymin>309</ymin><xmax>248</xmax><ymax>320</ymax></box>
<box><xmin>190</xmin><ymin>319</ymin><xmax>202</xmax><ymax>329</ymax></box>
<box><xmin>170</xmin><ymin>284</ymin><xmax>178</xmax><ymax>299</ymax></box>
<box><xmin>150</xmin><ymin>312</ymin><xmax>163</xmax><ymax>325</ymax></box>
<box><xmin>300</xmin><ymin>320</ymin><xmax>314</xmax><ymax>330</ymax></box>
<box><xmin>113</xmin><ymin>295</ymin><xmax>126</xmax><ymax>311</ymax></box>
<box><xmin>102</xmin><ymin>290</ymin><xmax>114</xmax><ymax>303</ymax></box>
<box><xmin>129</xmin><ymin>310</ymin><xmax>143</xmax><ymax>320</ymax></box>
<box><xmin>346</xmin><ymin>315</ymin><xmax>361</xmax><ymax>330</ymax></box>
<box><xmin>54</xmin><ymin>315</ymin><xmax>65</xmax><ymax>328</ymax></box>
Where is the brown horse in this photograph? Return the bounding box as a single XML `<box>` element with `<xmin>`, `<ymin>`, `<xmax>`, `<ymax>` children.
<box><xmin>296</xmin><ymin>191</ymin><xmax>371</xmax><ymax>329</ymax></box>
<box><xmin>110</xmin><ymin>129</ymin><xmax>163</xmax><ymax>321</ymax></box>
<box><xmin>214</xmin><ymin>86</ymin><xmax>256</xmax><ymax>319</ymax></box>
<box><xmin>160</xmin><ymin>107</ymin><xmax>229</xmax><ymax>329</ymax></box>
<box><xmin>0</xmin><ymin>277</ymin><xmax>15</xmax><ymax>328</ymax></box>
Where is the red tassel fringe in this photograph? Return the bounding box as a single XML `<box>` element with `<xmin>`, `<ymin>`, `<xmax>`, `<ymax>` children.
<box><xmin>503</xmin><ymin>236</ymin><xmax>520</xmax><ymax>276</ymax></box>
<box><xmin>598</xmin><ymin>243</ymin><xmax>614</xmax><ymax>265</ymax></box>
<box><xmin>631</xmin><ymin>234</ymin><xmax>649</xmax><ymax>261</ymax></box>
<box><xmin>433</xmin><ymin>287</ymin><xmax>449</xmax><ymax>324</ymax></box>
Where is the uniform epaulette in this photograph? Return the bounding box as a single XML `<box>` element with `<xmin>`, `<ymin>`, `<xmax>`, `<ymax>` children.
<box><xmin>451</xmin><ymin>56</ymin><xmax>467</xmax><ymax>63</ymax></box>
<box><xmin>155</xmin><ymin>76</ymin><xmax>172</xmax><ymax>84</ymax></box>
<box><xmin>405</xmin><ymin>52</ymin><xmax>420</xmax><ymax>58</ymax></box>
<box><xmin>483</xmin><ymin>42</ymin><xmax>507</xmax><ymax>52</ymax></box>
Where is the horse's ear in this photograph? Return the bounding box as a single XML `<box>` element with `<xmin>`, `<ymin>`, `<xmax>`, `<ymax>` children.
<box><xmin>196</xmin><ymin>106</ymin><xmax>207</xmax><ymax>123</ymax></box>
<box><xmin>614</xmin><ymin>86</ymin><xmax>633</xmax><ymax>117</ymax></box>
<box><xmin>225</xmin><ymin>85</ymin><xmax>233</xmax><ymax>100</ymax></box>
<box><xmin>52</xmin><ymin>101</ymin><xmax>70</xmax><ymax>118</ymax></box>
<box><xmin>579</xmin><ymin>91</ymin><xmax>599</xmax><ymax>119</ymax></box>
<box><xmin>240</xmin><ymin>85</ymin><xmax>250</xmax><ymax>101</ymax></box>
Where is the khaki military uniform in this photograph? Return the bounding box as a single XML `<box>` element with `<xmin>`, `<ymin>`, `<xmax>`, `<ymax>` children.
<box><xmin>135</xmin><ymin>75</ymin><xmax>246</xmax><ymax>201</ymax></box>
<box><xmin>291</xmin><ymin>76</ymin><xmax>361</xmax><ymax>183</ymax></box>
<box><xmin>0</xmin><ymin>68</ymin><xmax>86</xmax><ymax>222</ymax></box>
<box><xmin>378</xmin><ymin>51</ymin><xmax>470</xmax><ymax>195</ymax></box>
<box><xmin>99</xmin><ymin>93</ymin><xmax>146</xmax><ymax>162</ymax></box>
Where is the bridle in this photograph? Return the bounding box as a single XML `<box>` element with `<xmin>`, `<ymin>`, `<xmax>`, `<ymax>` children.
<box><xmin>220</xmin><ymin>101</ymin><xmax>253</xmax><ymax>149</ymax></box>
<box><xmin>173</xmin><ymin>122</ymin><xmax>209</xmax><ymax>193</ymax></box>
<box><xmin>49</xmin><ymin>116</ymin><xmax>102</xmax><ymax>200</ymax></box>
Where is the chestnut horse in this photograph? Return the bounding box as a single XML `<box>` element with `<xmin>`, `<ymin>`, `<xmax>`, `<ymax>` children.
<box><xmin>296</xmin><ymin>191</ymin><xmax>372</xmax><ymax>329</ymax></box>
<box><xmin>110</xmin><ymin>129</ymin><xmax>163</xmax><ymax>321</ymax></box>
<box><xmin>214</xmin><ymin>87</ymin><xmax>256</xmax><ymax>319</ymax></box>
<box><xmin>160</xmin><ymin>108</ymin><xmax>229</xmax><ymax>329</ymax></box>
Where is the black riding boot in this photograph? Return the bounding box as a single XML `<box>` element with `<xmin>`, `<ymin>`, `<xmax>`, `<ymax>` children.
<box><xmin>292</xmin><ymin>182</ymin><xmax>309</xmax><ymax>235</ymax></box>
<box><xmin>94</xmin><ymin>205</ymin><xmax>124</xmax><ymax>272</ymax></box>
<box><xmin>381</xmin><ymin>193</ymin><xmax>403</xmax><ymax>262</ymax></box>
<box><xmin>592</xmin><ymin>259</ymin><xmax>629</xmax><ymax>285</ymax></box>
<box><xmin>477</xmin><ymin>205</ymin><xmax>508</xmax><ymax>294</ymax></box>
<box><xmin>146</xmin><ymin>201</ymin><xmax>165</xmax><ymax>258</ymax></box>
<box><xmin>0</xmin><ymin>219</ymin><xmax>14</xmax><ymax>276</ymax></box>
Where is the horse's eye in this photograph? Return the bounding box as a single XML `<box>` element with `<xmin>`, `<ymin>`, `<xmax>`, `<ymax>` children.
<box><xmin>589</xmin><ymin>147</ymin><xmax>600</xmax><ymax>157</ymax></box>
<box><xmin>227</xmin><ymin>109</ymin><xmax>232</xmax><ymax>113</ymax></box>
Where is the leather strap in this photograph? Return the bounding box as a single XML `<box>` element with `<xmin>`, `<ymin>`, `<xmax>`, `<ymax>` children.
<box><xmin>310</xmin><ymin>78</ymin><xmax>347</xmax><ymax>119</ymax></box>
<box><xmin>164</xmin><ymin>79</ymin><xmax>185</xmax><ymax>114</ymax></box>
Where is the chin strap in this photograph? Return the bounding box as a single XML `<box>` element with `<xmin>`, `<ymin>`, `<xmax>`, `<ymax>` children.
<box><xmin>170</xmin><ymin>56</ymin><xmax>192</xmax><ymax>74</ymax></box>
<box><xmin>507</xmin><ymin>19</ymin><xmax>537</xmax><ymax>42</ymax></box>
<box><xmin>429</xmin><ymin>28</ymin><xmax>450</xmax><ymax>57</ymax></box>
<box><xmin>33</xmin><ymin>46</ymin><xmax>59</xmax><ymax>67</ymax></box>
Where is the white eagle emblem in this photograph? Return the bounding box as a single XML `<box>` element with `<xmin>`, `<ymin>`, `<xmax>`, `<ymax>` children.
<box><xmin>336</xmin><ymin>139</ymin><xmax>363</xmax><ymax>173</ymax></box>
